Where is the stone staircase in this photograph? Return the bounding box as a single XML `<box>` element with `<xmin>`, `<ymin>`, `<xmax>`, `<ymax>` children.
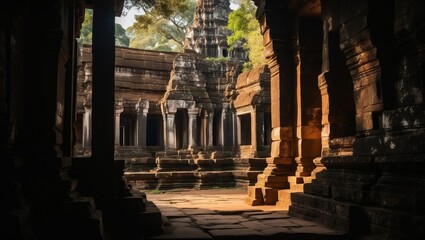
<box><xmin>276</xmin><ymin>176</ymin><xmax>313</xmax><ymax>209</ymax></box>
<box><xmin>124</xmin><ymin>150</ymin><xmax>268</xmax><ymax>191</ymax></box>
<box><xmin>68</xmin><ymin>158</ymin><xmax>164</xmax><ymax>239</ymax></box>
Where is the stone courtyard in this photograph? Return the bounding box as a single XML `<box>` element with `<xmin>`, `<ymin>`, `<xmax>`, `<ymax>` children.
<box><xmin>143</xmin><ymin>189</ymin><xmax>347</xmax><ymax>240</ymax></box>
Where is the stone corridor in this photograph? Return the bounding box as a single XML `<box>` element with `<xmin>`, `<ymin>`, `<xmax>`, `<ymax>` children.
<box><xmin>143</xmin><ymin>189</ymin><xmax>347</xmax><ymax>240</ymax></box>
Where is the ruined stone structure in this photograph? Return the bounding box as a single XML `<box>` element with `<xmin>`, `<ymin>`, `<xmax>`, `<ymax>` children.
<box><xmin>244</xmin><ymin>0</ymin><xmax>425</xmax><ymax>239</ymax></box>
<box><xmin>75</xmin><ymin>0</ymin><xmax>270</xmax><ymax>190</ymax></box>
<box><xmin>2</xmin><ymin>0</ymin><xmax>425</xmax><ymax>239</ymax></box>
<box><xmin>185</xmin><ymin>0</ymin><xmax>246</xmax><ymax>59</ymax></box>
<box><xmin>76</xmin><ymin>45</ymin><xmax>271</xmax><ymax>189</ymax></box>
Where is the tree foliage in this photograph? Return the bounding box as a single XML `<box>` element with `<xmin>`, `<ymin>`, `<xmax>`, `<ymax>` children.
<box><xmin>125</xmin><ymin>0</ymin><xmax>196</xmax><ymax>51</ymax></box>
<box><xmin>227</xmin><ymin>0</ymin><xmax>266</xmax><ymax>70</ymax></box>
<box><xmin>77</xmin><ymin>9</ymin><xmax>130</xmax><ymax>47</ymax></box>
<box><xmin>115</xmin><ymin>24</ymin><xmax>130</xmax><ymax>47</ymax></box>
<box><xmin>77</xmin><ymin>9</ymin><xmax>93</xmax><ymax>45</ymax></box>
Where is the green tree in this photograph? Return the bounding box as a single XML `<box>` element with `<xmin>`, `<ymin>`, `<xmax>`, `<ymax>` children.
<box><xmin>115</xmin><ymin>24</ymin><xmax>130</xmax><ymax>47</ymax></box>
<box><xmin>124</xmin><ymin>0</ymin><xmax>196</xmax><ymax>51</ymax></box>
<box><xmin>227</xmin><ymin>0</ymin><xmax>266</xmax><ymax>70</ymax></box>
<box><xmin>77</xmin><ymin>9</ymin><xmax>130</xmax><ymax>47</ymax></box>
<box><xmin>77</xmin><ymin>9</ymin><xmax>93</xmax><ymax>45</ymax></box>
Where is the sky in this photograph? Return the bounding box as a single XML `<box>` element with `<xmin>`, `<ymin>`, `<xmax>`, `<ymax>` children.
<box><xmin>115</xmin><ymin>3</ymin><xmax>239</xmax><ymax>29</ymax></box>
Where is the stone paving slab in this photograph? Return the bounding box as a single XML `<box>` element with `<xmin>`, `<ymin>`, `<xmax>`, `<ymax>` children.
<box><xmin>148</xmin><ymin>226</ymin><xmax>213</xmax><ymax>239</ymax></box>
<box><xmin>248</xmin><ymin>212</ymin><xmax>291</xmax><ymax>220</ymax></box>
<box><xmin>239</xmin><ymin>220</ymin><xmax>275</xmax><ymax>231</ymax></box>
<box><xmin>259</xmin><ymin>219</ymin><xmax>301</xmax><ymax>227</ymax></box>
<box><xmin>144</xmin><ymin>189</ymin><xmax>347</xmax><ymax>240</ymax></box>
<box><xmin>208</xmin><ymin>228</ymin><xmax>264</xmax><ymax>238</ymax></box>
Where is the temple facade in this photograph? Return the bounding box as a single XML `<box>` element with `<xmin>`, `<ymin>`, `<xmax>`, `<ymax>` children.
<box><xmin>74</xmin><ymin>0</ymin><xmax>271</xmax><ymax>189</ymax></box>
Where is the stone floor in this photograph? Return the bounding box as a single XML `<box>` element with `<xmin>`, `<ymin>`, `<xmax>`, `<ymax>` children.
<box><xmin>142</xmin><ymin>188</ymin><xmax>349</xmax><ymax>240</ymax></box>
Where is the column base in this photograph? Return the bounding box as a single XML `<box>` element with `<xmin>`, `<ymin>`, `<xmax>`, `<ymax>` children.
<box><xmin>245</xmin><ymin>186</ymin><xmax>280</xmax><ymax>205</ymax></box>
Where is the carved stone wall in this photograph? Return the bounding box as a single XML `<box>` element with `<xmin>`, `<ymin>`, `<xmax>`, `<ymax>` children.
<box><xmin>249</xmin><ymin>0</ymin><xmax>425</xmax><ymax>239</ymax></box>
<box><xmin>185</xmin><ymin>0</ymin><xmax>246</xmax><ymax>59</ymax></box>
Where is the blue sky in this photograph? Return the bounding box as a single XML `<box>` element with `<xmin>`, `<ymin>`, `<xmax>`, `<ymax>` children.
<box><xmin>115</xmin><ymin>3</ymin><xmax>239</xmax><ymax>29</ymax></box>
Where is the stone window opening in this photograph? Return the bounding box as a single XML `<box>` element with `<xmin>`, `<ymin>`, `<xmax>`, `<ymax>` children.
<box><xmin>175</xmin><ymin>109</ymin><xmax>189</xmax><ymax>150</ymax></box>
<box><xmin>146</xmin><ymin>114</ymin><xmax>163</xmax><ymax>147</ymax></box>
<box><xmin>222</xmin><ymin>48</ymin><xmax>228</xmax><ymax>58</ymax></box>
<box><xmin>120</xmin><ymin>113</ymin><xmax>136</xmax><ymax>146</ymax></box>
<box><xmin>213</xmin><ymin>110</ymin><xmax>222</xmax><ymax>146</ymax></box>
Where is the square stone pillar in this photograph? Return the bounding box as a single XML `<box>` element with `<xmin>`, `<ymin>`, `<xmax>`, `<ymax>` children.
<box><xmin>91</xmin><ymin>0</ymin><xmax>116</xmax><ymax>206</ymax></box>
<box><xmin>221</xmin><ymin>104</ymin><xmax>233</xmax><ymax>148</ymax></box>
<box><xmin>135</xmin><ymin>99</ymin><xmax>149</xmax><ymax>149</ymax></box>
<box><xmin>188</xmin><ymin>107</ymin><xmax>198</xmax><ymax>150</ymax></box>
<box><xmin>115</xmin><ymin>101</ymin><xmax>124</xmax><ymax>146</ymax></box>
<box><xmin>162</xmin><ymin>107</ymin><xmax>177</xmax><ymax>152</ymax></box>
<box><xmin>245</xmin><ymin>0</ymin><xmax>296</xmax><ymax>206</ymax></box>
<box><xmin>232</xmin><ymin>108</ymin><xmax>239</xmax><ymax>148</ymax></box>
<box><xmin>82</xmin><ymin>101</ymin><xmax>92</xmax><ymax>149</ymax></box>
<box><xmin>255</xmin><ymin>107</ymin><xmax>265</xmax><ymax>153</ymax></box>
<box><xmin>207</xmin><ymin>111</ymin><xmax>214</xmax><ymax>148</ymax></box>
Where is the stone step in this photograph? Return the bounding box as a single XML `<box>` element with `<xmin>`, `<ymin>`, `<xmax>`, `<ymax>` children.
<box><xmin>59</xmin><ymin>198</ymin><xmax>97</xmax><ymax>218</ymax></box>
<box><xmin>115</xmin><ymin>195</ymin><xmax>146</xmax><ymax>213</ymax></box>
<box><xmin>276</xmin><ymin>188</ymin><xmax>304</xmax><ymax>209</ymax></box>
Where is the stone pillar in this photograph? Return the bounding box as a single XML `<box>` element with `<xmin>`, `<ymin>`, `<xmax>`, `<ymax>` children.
<box><xmin>82</xmin><ymin>101</ymin><xmax>92</xmax><ymax>149</ymax></box>
<box><xmin>188</xmin><ymin>107</ymin><xmax>198</xmax><ymax>150</ymax></box>
<box><xmin>246</xmin><ymin>0</ymin><xmax>296</xmax><ymax>205</ymax></box>
<box><xmin>162</xmin><ymin>105</ymin><xmax>177</xmax><ymax>151</ymax></box>
<box><xmin>135</xmin><ymin>99</ymin><xmax>149</xmax><ymax>149</ymax></box>
<box><xmin>295</xmin><ymin>17</ymin><xmax>322</xmax><ymax>177</ymax></box>
<box><xmin>250</xmin><ymin>109</ymin><xmax>258</xmax><ymax>153</ymax></box>
<box><xmin>207</xmin><ymin>111</ymin><xmax>214</xmax><ymax>148</ymax></box>
<box><xmin>181</xmin><ymin>112</ymin><xmax>188</xmax><ymax>149</ymax></box>
<box><xmin>255</xmin><ymin>107</ymin><xmax>265</xmax><ymax>153</ymax></box>
<box><xmin>221</xmin><ymin>106</ymin><xmax>228</xmax><ymax>147</ymax></box>
<box><xmin>231</xmin><ymin>108</ymin><xmax>238</xmax><ymax>148</ymax></box>
<box><xmin>91</xmin><ymin>0</ymin><xmax>116</xmax><ymax>204</ymax></box>
<box><xmin>202</xmin><ymin>110</ymin><xmax>208</xmax><ymax>150</ymax></box>
<box><xmin>115</xmin><ymin>101</ymin><xmax>124</xmax><ymax>146</ymax></box>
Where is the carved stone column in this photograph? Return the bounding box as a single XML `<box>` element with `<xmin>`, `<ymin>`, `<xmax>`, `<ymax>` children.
<box><xmin>162</xmin><ymin>104</ymin><xmax>177</xmax><ymax>151</ymax></box>
<box><xmin>135</xmin><ymin>99</ymin><xmax>149</xmax><ymax>149</ymax></box>
<box><xmin>254</xmin><ymin>107</ymin><xmax>265</xmax><ymax>153</ymax></box>
<box><xmin>294</xmin><ymin>17</ymin><xmax>322</xmax><ymax>177</ymax></box>
<box><xmin>245</xmin><ymin>0</ymin><xmax>296</xmax><ymax>205</ymax></box>
<box><xmin>188</xmin><ymin>107</ymin><xmax>198</xmax><ymax>150</ymax></box>
<box><xmin>82</xmin><ymin>101</ymin><xmax>92</xmax><ymax>149</ymax></box>
<box><xmin>231</xmin><ymin>108</ymin><xmax>238</xmax><ymax>148</ymax></box>
<box><xmin>207</xmin><ymin>111</ymin><xmax>214</xmax><ymax>148</ymax></box>
<box><xmin>221</xmin><ymin>105</ymin><xmax>229</xmax><ymax>148</ymax></box>
<box><xmin>91</xmin><ymin>0</ymin><xmax>116</xmax><ymax>204</ymax></box>
<box><xmin>201</xmin><ymin>110</ymin><xmax>208</xmax><ymax>150</ymax></box>
<box><xmin>115</xmin><ymin>101</ymin><xmax>124</xmax><ymax>146</ymax></box>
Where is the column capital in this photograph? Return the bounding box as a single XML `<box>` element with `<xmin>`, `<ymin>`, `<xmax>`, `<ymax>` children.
<box><xmin>188</xmin><ymin>107</ymin><xmax>199</xmax><ymax>116</ymax></box>
<box><xmin>161</xmin><ymin>101</ymin><xmax>177</xmax><ymax>115</ymax></box>
<box><xmin>115</xmin><ymin>101</ymin><xmax>124</xmax><ymax>113</ymax></box>
<box><xmin>136</xmin><ymin>99</ymin><xmax>149</xmax><ymax>115</ymax></box>
<box><xmin>83</xmin><ymin>99</ymin><xmax>92</xmax><ymax>110</ymax></box>
<box><xmin>136</xmin><ymin>99</ymin><xmax>149</xmax><ymax>111</ymax></box>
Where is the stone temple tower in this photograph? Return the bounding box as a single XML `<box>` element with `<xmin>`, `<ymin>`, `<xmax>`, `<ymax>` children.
<box><xmin>185</xmin><ymin>0</ymin><xmax>245</xmax><ymax>59</ymax></box>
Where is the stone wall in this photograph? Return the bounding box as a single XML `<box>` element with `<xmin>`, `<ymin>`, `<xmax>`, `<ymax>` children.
<box><xmin>244</xmin><ymin>0</ymin><xmax>425</xmax><ymax>239</ymax></box>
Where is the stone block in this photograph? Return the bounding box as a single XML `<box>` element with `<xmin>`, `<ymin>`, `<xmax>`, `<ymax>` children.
<box><xmin>299</xmin><ymin>139</ymin><xmax>322</xmax><ymax>157</ymax></box>
<box><xmin>262</xmin><ymin>188</ymin><xmax>279</xmax><ymax>205</ymax></box>
<box><xmin>115</xmin><ymin>196</ymin><xmax>146</xmax><ymax>213</ymax></box>
<box><xmin>271</xmin><ymin>140</ymin><xmax>293</xmax><ymax>157</ymax></box>
<box><xmin>299</xmin><ymin>125</ymin><xmax>322</xmax><ymax>139</ymax></box>
<box><xmin>245</xmin><ymin>186</ymin><xmax>264</xmax><ymax>206</ymax></box>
